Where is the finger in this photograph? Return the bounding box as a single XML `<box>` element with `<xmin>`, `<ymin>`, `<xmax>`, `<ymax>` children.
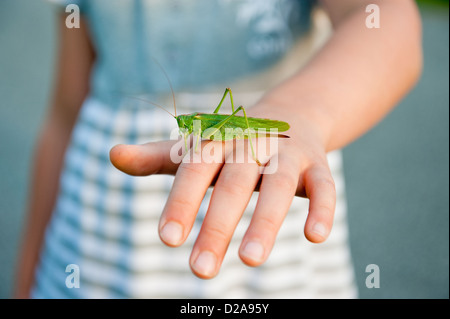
<box><xmin>110</xmin><ymin>141</ymin><xmax>180</xmax><ymax>176</ymax></box>
<box><xmin>190</xmin><ymin>154</ymin><xmax>261</xmax><ymax>278</ymax></box>
<box><xmin>303</xmin><ymin>163</ymin><xmax>336</xmax><ymax>243</ymax></box>
<box><xmin>159</xmin><ymin>141</ymin><xmax>224</xmax><ymax>247</ymax></box>
<box><xmin>239</xmin><ymin>152</ymin><xmax>300</xmax><ymax>266</ymax></box>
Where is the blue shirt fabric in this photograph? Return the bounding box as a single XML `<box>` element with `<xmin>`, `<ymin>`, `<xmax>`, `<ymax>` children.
<box><xmin>58</xmin><ymin>0</ymin><xmax>314</xmax><ymax>106</ymax></box>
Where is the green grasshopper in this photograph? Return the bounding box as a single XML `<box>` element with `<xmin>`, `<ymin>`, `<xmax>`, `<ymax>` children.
<box><xmin>174</xmin><ymin>88</ymin><xmax>290</xmax><ymax>166</ymax></box>
<box><xmin>130</xmin><ymin>62</ymin><xmax>290</xmax><ymax>166</ymax></box>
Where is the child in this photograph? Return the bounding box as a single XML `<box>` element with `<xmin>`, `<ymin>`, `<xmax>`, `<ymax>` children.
<box><xmin>15</xmin><ymin>0</ymin><xmax>422</xmax><ymax>298</ymax></box>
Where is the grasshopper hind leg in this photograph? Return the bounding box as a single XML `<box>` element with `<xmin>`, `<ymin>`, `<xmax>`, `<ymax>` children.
<box><xmin>203</xmin><ymin>105</ymin><xmax>263</xmax><ymax>166</ymax></box>
<box><xmin>213</xmin><ymin>88</ymin><xmax>235</xmax><ymax>113</ymax></box>
<box><xmin>237</xmin><ymin>105</ymin><xmax>262</xmax><ymax>166</ymax></box>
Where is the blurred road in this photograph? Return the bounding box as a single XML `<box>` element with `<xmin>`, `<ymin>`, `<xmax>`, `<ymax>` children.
<box><xmin>0</xmin><ymin>0</ymin><xmax>448</xmax><ymax>298</ymax></box>
<box><xmin>343</xmin><ymin>2</ymin><xmax>449</xmax><ymax>298</ymax></box>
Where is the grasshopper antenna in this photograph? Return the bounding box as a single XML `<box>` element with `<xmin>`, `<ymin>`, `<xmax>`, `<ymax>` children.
<box><xmin>151</xmin><ymin>57</ymin><xmax>177</xmax><ymax>117</ymax></box>
<box><xmin>123</xmin><ymin>95</ymin><xmax>175</xmax><ymax>118</ymax></box>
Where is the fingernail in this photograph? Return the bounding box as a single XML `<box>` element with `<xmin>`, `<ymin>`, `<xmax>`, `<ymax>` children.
<box><xmin>312</xmin><ymin>222</ymin><xmax>329</xmax><ymax>238</ymax></box>
<box><xmin>192</xmin><ymin>251</ymin><xmax>217</xmax><ymax>277</ymax></box>
<box><xmin>241</xmin><ymin>241</ymin><xmax>265</xmax><ymax>262</ymax></box>
<box><xmin>160</xmin><ymin>221</ymin><xmax>183</xmax><ymax>246</ymax></box>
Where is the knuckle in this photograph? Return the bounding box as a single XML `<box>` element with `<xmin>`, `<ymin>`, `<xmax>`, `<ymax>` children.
<box><xmin>169</xmin><ymin>196</ymin><xmax>197</xmax><ymax>214</ymax></box>
<box><xmin>316</xmin><ymin>203</ymin><xmax>335</xmax><ymax>215</ymax></box>
<box><xmin>255</xmin><ymin>214</ymin><xmax>281</xmax><ymax>234</ymax></box>
<box><xmin>178</xmin><ymin>163</ymin><xmax>205</xmax><ymax>178</ymax></box>
<box><xmin>271</xmin><ymin>172</ymin><xmax>298</xmax><ymax>191</ymax></box>
<box><xmin>305</xmin><ymin>166</ymin><xmax>336</xmax><ymax>193</ymax></box>
<box><xmin>315</xmin><ymin>177</ymin><xmax>336</xmax><ymax>193</ymax></box>
<box><xmin>216</xmin><ymin>172</ymin><xmax>250</xmax><ymax>197</ymax></box>
<box><xmin>203</xmin><ymin>223</ymin><xmax>231</xmax><ymax>243</ymax></box>
<box><xmin>171</xmin><ymin>198</ymin><xmax>194</xmax><ymax>212</ymax></box>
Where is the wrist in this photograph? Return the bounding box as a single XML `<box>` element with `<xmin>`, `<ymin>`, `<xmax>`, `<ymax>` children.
<box><xmin>254</xmin><ymin>90</ymin><xmax>336</xmax><ymax>151</ymax></box>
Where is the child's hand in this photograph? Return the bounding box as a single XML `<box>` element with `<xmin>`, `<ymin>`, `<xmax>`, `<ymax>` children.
<box><xmin>110</xmin><ymin>101</ymin><xmax>336</xmax><ymax>279</ymax></box>
<box><xmin>110</xmin><ymin>0</ymin><xmax>423</xmax><ymax>279</ymax></box>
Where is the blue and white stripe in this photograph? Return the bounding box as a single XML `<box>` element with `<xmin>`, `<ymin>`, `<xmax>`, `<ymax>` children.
<box><xmin>32</xmin><ymin>91</ymin><xmax>357</xmax><ymax>299</ymax></box>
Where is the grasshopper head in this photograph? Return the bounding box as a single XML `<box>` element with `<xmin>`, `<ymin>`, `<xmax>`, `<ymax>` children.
<box><xmin>176</xmin><ymin>115</ymin><xmax>193</xmax><ymax>135</ymax></box>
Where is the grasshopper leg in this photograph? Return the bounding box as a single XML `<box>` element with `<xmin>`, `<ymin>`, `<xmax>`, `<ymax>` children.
<box><xmin>194</xmin><ymin>131</ymin><xmax>201</xmax><ymax>153</ymax></box>
<box><xmin>181</xmin><ymin>131</ymin><xmax>188</xmax><ymax>153</ymax></box>
<box><xmin>238</xmin><ymin>105</ymin><xmax>262</xmax><ymax>166</ymax></box>
<box><xmin>203</xmin><ymin>105</ymin><xmax>262</xmax><ymax>166</ymax></box>
<box><xmin>213</xmin><ymin>88</ymin><xmax>236</xmax><ymax>113</ymax></box>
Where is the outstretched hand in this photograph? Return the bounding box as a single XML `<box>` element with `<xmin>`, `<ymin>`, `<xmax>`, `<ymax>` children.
<box><xmin>110</xmin><ymin>103</ymin><xmax>336</xmax><ymax>279</ymax></box>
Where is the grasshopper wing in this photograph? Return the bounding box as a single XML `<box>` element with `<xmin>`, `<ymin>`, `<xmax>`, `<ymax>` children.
<box><xmin>194</xmin><ymin>113</ymin><xmax>290</xmax><ymax>141</ymax></box>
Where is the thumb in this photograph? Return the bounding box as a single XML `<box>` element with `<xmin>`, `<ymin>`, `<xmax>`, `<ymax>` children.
<box><xmin>110</xmin><ymin>140</ymin><xmax>180</xmax><ymax>176</ymax></box>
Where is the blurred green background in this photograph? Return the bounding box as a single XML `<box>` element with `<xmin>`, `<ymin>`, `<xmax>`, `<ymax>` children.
<box><xmin>0</xmin><ymin>0</ymin><xmax>448</xmax><ymax>298</ymax></box>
